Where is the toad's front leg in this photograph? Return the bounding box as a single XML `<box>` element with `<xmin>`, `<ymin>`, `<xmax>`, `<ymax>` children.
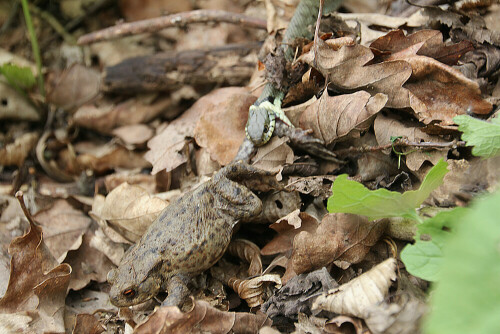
<box><xmin>161</xmin><ymin>274</ymin><xmax>191</xmax><ymax>307</ymax></box>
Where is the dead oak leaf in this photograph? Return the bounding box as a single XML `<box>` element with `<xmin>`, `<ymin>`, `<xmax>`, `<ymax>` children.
<box><xmin>402</xmin><ymin>55</ymin><xmax>492</xmax><ymax>125</ymax></box>
<box><xmin>0</xmin><ymin>216</ymin><xmax>71</xmax><ymax>333</ymax></box>
<box><xmin>134</xmin><ymin>300</ymin><xmax>271</xmax><ymax>334</ymax></box>
<box><xmin>261</xmin><ymin>210</ymin><xmax>319</xmax><ymax>256</ymax></box>
<box><xmin>251</xmin><ymin>136</ymin><xmax>294</xmax><ymax>174</ymax></box>
<box><xmin>194</xmin><ymin>87</ymin><xmax>256</xmax><ymax>165</ymax></box>
<box><xmin>299</xmin><ymin>38</ymin><xmax>417</xmax><ymax>111</ymax></box>
<box><xmin>291</xmin><ymin>213</ymin><xmax>388</xmax><ymax>274</ymax></box>
<box><xmin>299</xmin><ymin>90</ymin><xmax>388</xmax><ymax>145</ymax></box>
<box><xmin>370</xmin><ymin>29</ymin><xmax>473</xmax><ymax>66</ymax></box>
<box><xmin>34</xmin><ymin>199</ymin><xmax>91</xmax><ymax>263</ymax></box>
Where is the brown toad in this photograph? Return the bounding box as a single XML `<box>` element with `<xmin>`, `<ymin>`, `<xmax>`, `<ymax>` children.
<box><xmin>107</xmin><ymin>161</ymin><xmax>275</xmax><ymax>307</ymax></box>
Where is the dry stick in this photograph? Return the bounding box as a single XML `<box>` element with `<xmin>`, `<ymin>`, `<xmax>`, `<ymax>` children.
<box><xmin>77</xmin><ymin>9</ymin><xmax>268</xmax><ymax>45</ymax></box>
<box><xmin>334</xmin><ymin>139</ymin><xmax>466</xmax><ymax>156</ymax></box>
<box><xmin>15</xmin><ymin>191</ymin><xmax>36</xmax><ymax>225</ymax></box>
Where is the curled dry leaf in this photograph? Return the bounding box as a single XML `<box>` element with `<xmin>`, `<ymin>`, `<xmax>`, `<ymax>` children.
<box><xmin>0</xmin><ymin>131</ymin><xmax>39</xmax><ymax>167</ymax></box>
<box><xmin>34</xmin><ymin>199</ymin><xmax>91</xmax><ymax>263</ymax></box>
<box><xmin>325</xmin><ymin>315</ymin><xmax>364</xmax><ymax>334</ymax></box>
<box><xmin>292</xmin><ymin>213</ymin><xmax>388</xmax><ymax>274</ymax></box>
<box><xmin>194</xmin><ymin>87</ymin><xmax>256</xmax><ymax>165</ymax></box>
<box><xmin>248</xmin><ymin>190</ymin><xmax>302</xmax><ymax>224</ymax></box>
<box><xmin>312</xmin><ymin>258</ymin><xmax>397</xmax><ymax>318</ymax></box>
<box><xmin>261</xmin><ymin>210</ymin><xmax>319</xmax><ymax>256</ymax></box>
<box><xmin>134</xmin><ymin>300</ymin><xmax>271</xmax><ymax>334</ymax></box>
<box><xmin>0</xmin><ymin>81</ymin><xmax>39</xmax><ymax>121</ymax></box>
<box><xmin>0</xmin><ymin>199</ymin><xmax>71</xmax><ymax>333</ymax></box>
<box><xmin>227</xmin><ymin>239</ymin><xmax>263</xmax><ymax>276</ymax></box>
<box><xmin>228</xmin><ymin>274</ymin><xmax>282</xmax><ymax>308</ymax></box>
<box><xmin>90</xmin><ymin>183</ymin><xmax>168</xmax><ymax>243</ymax></box>
<box><xmin>299</xmin><ymin>91</ymin><xmax>388</xmax><ymax>145</ymax></box>
<box><xmin>73</xmin><ymin>95</ymin><xmax>171</xmax><ymax>134</ymax></box>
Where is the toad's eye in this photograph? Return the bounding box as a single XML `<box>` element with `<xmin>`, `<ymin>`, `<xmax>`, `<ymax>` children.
<box><xmin>123</xmin><ymin>288</ymin><xmax>136</xmax><ymax>298</ymax></box>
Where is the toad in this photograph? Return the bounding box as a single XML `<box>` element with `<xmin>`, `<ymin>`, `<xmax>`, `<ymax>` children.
<box><xmin>107</xmin><ymin>161</ymin><xmax>277</xmax><ymax>307</ymax></box>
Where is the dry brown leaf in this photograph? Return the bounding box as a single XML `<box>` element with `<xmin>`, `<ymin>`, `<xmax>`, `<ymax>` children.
<box><xmin>71</xmin><ymin>313</ymin><xmax>105</xmax><ymax>334</ymax></box>
<box><xmin>34</xmin><ymin>199</ymin><xmax>91</xmax><ymax>263</ymax></box>
<box><xmin>370</xmin><ymin>29</ymin><xmax>474</xmax><ymax>66</ymax></box>
<box><xmin>65</xmin><ymin>230</ymin><xmax>115</xmax><ymax>291</ymax></box>
<box><xmin>0</xmin><ymin>81</ymin><xmax>39</xmax><ymax>121</ymax></box>
<box><xmin>65</xmin><ymin>141</ymin><xmax>150</xmax><ymax>174</ymax></box>
<box><xmin>299</xmin><ymin>38</ymin><xmax>416</xmax><ymax>111</ymax></box>
<box><xmin>312</xmin><ymin>258</ymin><xmax>397</xmax><ymax>318</ymax></box>
<box><xmin>227</xmin><ymin>239</ymin><xmax>263</xmax><ymax>276</ymax></box>
<box><xmin>90</xmin><ymin>183</ymin><xmax>167</xmax><ymax>243</ymax></box>
<box><xmin>46</xmin><ymin>64</ymin><xmax>100</xmax><ymax>110</ymax></box>
<box><xmin>112</xmin><ymin>124</ymin><xmax>153</xmax><ymax>146</ymax></box>
<box><xmin>0</xmin><ymin>203</ymin><xmax>71</xmax><ymax>333</ymax></box>
<box><xmin>286</xmin><ymin>175</ymin><xmax>337</xmax><ymax>199</ymax></box>
<box><xmin>251</xmin><ymin>136</ymin><xmax>294</xmax><ymax>174</ymax></box>
<box><xmin>73</xmin><ymin>95</ymin><xmax>170</xmax><ymax>134</ymax></box>
<box><xmin>194</xmin><ymin>87</ymin><xmax>256</xmax><ymax>165</ymax></box>
<box><xmin>134</xmin><ymin>300</ymin><xmax>271</xmax><ymax>334</ymax></box>
<box><xmin>104</xmin><ymin>171</ymin><xmax>157</xmax><ymax>193</ymax></box>
<box><xmin>0</xmin><ymin>131</ymin><xmax>39</xmax><ymax>167</ymax></box>
<box><xmin>261</xmin><ymin>210</ymin><xmax>319</xmax><ymax>256</ymax></box>
<box><xmin>0</xmin><ymin>313</ymin><xmax>34</xmax><ymax>333</ymax></box>
<box><xmin>145</xmin><ymin>95</ymin><xmax>203</xmax><ymax>174</ymax></box>
<box><xmin>228</xmin><ymin>274</ymin><xmax>282</xmax><ymax>308</ymax></box>
<box><xmin>292</xmin><ymin>213</ymin><xmax>388</xmax><ymax>274</ymax></box>
<box><xmin>299</xmin><ymin>91</ymin><xmax>388</xmax><ymax>144</ymax></box>
<box><xmin>373</xmin><ymin>113</ymin><xmax>447</xmax><ymax>171</ymax></box>
<box><xmin>402</xmin><ymin>55</ymin><xmax>492</xmax><ymax>125</ymax></box>
<box><xmin>248</xmin><ymin>190</ymin><xmax>302</xmax><ymax>224</ymax></box>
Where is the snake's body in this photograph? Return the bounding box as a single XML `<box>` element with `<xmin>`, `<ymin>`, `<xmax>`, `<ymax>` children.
<box><xmin>245</xmin><ymin>0</ymin><xmax>343</xmax><ymax>146</ymax></box>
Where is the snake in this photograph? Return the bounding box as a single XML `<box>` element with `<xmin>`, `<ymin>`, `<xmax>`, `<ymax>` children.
<box><xmin>245</xmin><ymin>0</ymin><xmax>344</xmax><ymax>146</ymax></box>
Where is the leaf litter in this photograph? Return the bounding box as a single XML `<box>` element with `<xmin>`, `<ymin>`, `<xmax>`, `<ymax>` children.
<box><xmin>0</xmin><ymin>0</ymin><xmax>499</xmax><ymax>333</ymax></box>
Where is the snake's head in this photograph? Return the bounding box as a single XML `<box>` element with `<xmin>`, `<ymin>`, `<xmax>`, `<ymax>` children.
<box><xmin>245</xmin><ymin>104</ymin><xmax>275</xmax><ymax>146</ymax></box>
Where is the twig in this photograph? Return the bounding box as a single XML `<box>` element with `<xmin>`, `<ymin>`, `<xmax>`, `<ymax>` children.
<box><xmin>77</xmin><ymin>9</ymin><xmax>268</xmax><ymax>45</ymax></box>
<box><xmin>334</xmin><ymin>138</ymin><xmax>466</xmax><ymax>156</ymax></box>
<box><xmin>20</xmin><ymin>0</ymin><xmax>44</xmax><ymax>97</ymax></box>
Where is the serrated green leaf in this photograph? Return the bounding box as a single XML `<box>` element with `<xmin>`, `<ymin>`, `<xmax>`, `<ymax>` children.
<box><xmin>327</xmin><ymin>159</ymin><xmax>448</xmax><ymax>221</ymax></box>
<box><xmin>424</xmin><ymin>191</ymin><xmax>500</xmax><ymax>334</ymax></box>
<box><xmin>454</xmin><ymin>115</ymin><xmax>500</xmax><ymax>158</ymax></box>
<box><xmin>400</xmin><ymin>207</ymin><xmax>467</xmax><ymax>281</ymax></box>
<box><xmin>0</xmin><ymin>63</ymin><xmax>36</xmax><ymax>90</ymax></box>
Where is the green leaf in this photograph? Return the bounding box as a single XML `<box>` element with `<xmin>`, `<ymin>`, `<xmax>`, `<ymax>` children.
<box><xmin>424</xmin><ymin>191</ymin><xmax>500</xmax><ymax>334</ymax></box>
<box><xmin>0</xmin><ymin>63</ymin><xmax>36</xmax><ymax>90</ymax></box>
<box><xmin>327</xmin><ymin>159</ymin><xmax>448</xmax><ymax>221</ymax></box>
<box><xmin>454</xmin><ymin>115</ymin><xmax>500</xmax><ymax>158</ymax></box>
<box><xmin>400</xmin><ymin>207</ymin><xmax>467</xmax><ymax>281</ymax></box>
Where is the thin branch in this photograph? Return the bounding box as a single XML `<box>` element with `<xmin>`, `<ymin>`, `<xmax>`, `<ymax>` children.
<box><xmin>334</xmin><ymin>138</ymin><xmax>466</xmax><ymax>156</ymax></box>
<box><xmin>77</xmin><ymin>9</ymin><xmax>267</xmax><ymax>45</ymax></box>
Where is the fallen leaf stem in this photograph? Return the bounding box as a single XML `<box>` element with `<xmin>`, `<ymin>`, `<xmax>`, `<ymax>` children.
<box><xmin>77</xmin><ymin>9</ymin><xmax>267</xmax><ymax>45</ymax></box>
<box><xmin>334</xmin><ymin>139</ymin><xmax>466</xmax><ymax>156</ymax></box>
